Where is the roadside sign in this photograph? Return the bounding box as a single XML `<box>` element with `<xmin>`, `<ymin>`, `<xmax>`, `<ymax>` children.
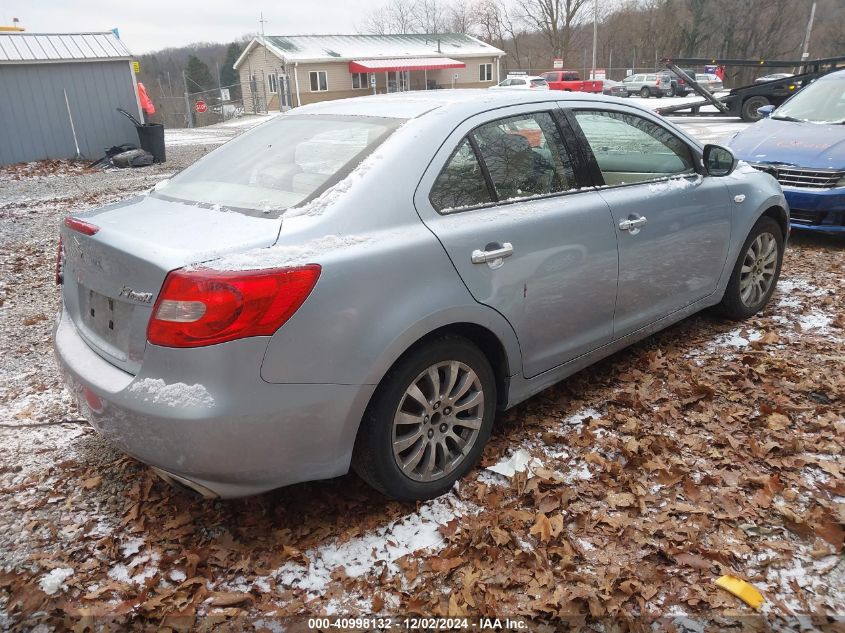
<box><xmin>195</xmin><ymin>100</ymin><xmax>207</xmax><ymax>113</ymax></box>
<box><xmin>220</xmin><ymin>88</ymin><xmax>230</xmax><ymax>102</ymax></box>
<box><xmin>553</xmin><ymin>58</ymin><xmax>563</xmax><ymax>69</ymax></box>
<box><xmin>132</xmin><ymin>60</ymin><xmax>140</xmax><ymax>73</ymax></box>
<box><xmin>591</xmin><ymin>69</ymin><xmax>606</xmax><ymax>80</ymax></box>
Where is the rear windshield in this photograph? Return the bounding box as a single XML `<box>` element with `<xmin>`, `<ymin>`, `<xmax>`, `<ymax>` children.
<box><xmin>152</xmin><ymin>114</ymin><xmax>401</xmax><ymax>217</ymax></box>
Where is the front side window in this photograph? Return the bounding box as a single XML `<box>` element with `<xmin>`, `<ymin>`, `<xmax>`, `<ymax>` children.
<box><xmin>352</xmin><ymin>72</ymin><xmax>369</xmax><ymax>89</ymax></box>
<box><xmin>153</xmin><ymin>115</ymin><xmax>400</xmax><ymax>216</ymax></box>
<box><xmin>471</xmin><ymin>112</ymin><xmax>576</xmax><ymax>200</ymax></box>
<box><xmin>574</xmin><ymin>110</ymin><xmax>695</xmax><ymax>185</ymax></box>
<box><xmin>310</xmin><ymin>71</ymin><xmax>328</xmax><ymax>92</ymax></box>
<box><xmin>479</xmin><ymin>63</ymin><xmax>493</xmax><ymax>81</ymax></box>
<box><xmin>429</xmin><ymin>139</ymin><xmax>492</xmax><ymax>212</ymax></box>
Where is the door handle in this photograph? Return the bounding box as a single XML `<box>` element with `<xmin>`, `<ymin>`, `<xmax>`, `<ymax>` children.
<box><xmin>619</xmin><ymin>216</ymin><xmax>648</xmax><ymax>233</ymax></box>
<box><xmin>471</xmin><ymin>242</ymin><xmax>514</xmax><ymax>264</ymax></box>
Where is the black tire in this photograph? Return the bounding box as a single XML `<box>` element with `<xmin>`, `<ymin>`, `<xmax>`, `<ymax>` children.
<box><xmin>741</xmin><ymin>96</ymin><xmax>770</xmax><ymax>122</ymax></box>
<box><xmin>656</xmin><ymin>92</ymin><xmax>664</xmax><ymax>98</ymax></box>
<box><xmin>716</xmin><ymin>216</ymin><xmax>784</xmax><ymax>320</ymax></box>
<box><xmin>352</xmin><ymin>336</ymin><xmax>496</xmax><ymax>501</ymax></box>
<box><xmin>640</xmin><ymin>87</ymin><xmax>650</xmax><ymax>98</ymax></box>
<box><xmin>668</xmin><ymin>85</ymin><xmax>676</xmax><ymax>97</ymax></box>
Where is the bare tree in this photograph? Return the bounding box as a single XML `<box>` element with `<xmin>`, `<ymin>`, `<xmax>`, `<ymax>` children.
<box><xmin>414</xmin><ymin>0</ymin><xmax>448</xmax><ymax>34</ymax></box>
<box><xmin>362</xmin><ymin>0</ymin><xmax>421</xmax><ymax>34</ymax></box>
<box><xmin>446</xmin><ymin>0</ymin><xmax>475</xmax><ymax>32</ymax></box>
<box><xmin>518</xmin><ymin>0</ymin><xmax>590</xmax><ymax>62</ymax></box>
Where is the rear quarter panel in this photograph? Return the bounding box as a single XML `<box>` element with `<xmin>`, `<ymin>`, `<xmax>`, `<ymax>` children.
<box><xmin>256</xmin><ymin>115</ymin><xmax>523</xmax><ymax>388</ymax></box>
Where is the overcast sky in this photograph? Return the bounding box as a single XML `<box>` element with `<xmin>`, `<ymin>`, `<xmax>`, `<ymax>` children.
<box><xmin>1</xmin><ymin>0</ymin><xmax>376</xmax><ymax>53</ymax></box>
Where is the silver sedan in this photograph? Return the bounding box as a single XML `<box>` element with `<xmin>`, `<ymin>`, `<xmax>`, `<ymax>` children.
<box><xmin>54</xmin><ymin>90</ymin><xmax>788</xmax><ymax>500</ymax></box>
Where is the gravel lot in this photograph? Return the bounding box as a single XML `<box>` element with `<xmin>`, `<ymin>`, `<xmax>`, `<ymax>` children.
<box><xmin>1</xmin><ymin>112</ymin><xmax>843</xmax><ymax>630</ymax></box>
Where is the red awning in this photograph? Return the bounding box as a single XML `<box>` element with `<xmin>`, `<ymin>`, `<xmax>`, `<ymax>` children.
<box><xmin>348</xmin><ymin>57</ymin><xmax>465</xmax><ymax>73</ymax></box>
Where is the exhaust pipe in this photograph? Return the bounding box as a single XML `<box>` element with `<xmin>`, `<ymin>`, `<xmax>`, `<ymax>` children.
<box><xmin>150</xmin><ymin>466</ymin><xmax>219</xmax><ymax>499</ymax></box>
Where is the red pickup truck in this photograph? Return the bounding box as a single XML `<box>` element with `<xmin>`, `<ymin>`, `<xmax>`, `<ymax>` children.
<box><xmin>541</xmin><ymin>70</ymin><xmax>603</xmax><ymax>93</ymax></box>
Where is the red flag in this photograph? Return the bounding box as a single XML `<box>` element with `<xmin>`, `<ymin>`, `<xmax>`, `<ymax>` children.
<box><xmin>137</xmin><ymin>82</ymin><xmax>155</xmax><ymax>116</ymax></box>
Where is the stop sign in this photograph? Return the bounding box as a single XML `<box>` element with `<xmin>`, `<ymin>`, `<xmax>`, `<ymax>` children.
<box><xmin>195</xmin><ymin>100</ymin><xmax>207</xmax><ymax>113</ymax></box>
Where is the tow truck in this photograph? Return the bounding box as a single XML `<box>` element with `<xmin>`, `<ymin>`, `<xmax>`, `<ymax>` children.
<box><xmin>656</xmin><ymin>55</ymin><xmax>845</xmax><ymax>122</ymax></box>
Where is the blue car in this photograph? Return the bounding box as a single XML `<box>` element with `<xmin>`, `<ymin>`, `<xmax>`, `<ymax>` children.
<box><xmin>728</xmin><ymin>69</ymin><xmax>845</xmax><ymax>234</ymax></box>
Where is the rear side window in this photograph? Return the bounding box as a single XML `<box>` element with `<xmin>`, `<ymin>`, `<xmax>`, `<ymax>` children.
<box><xmin>429</xmin><ymin>112</ymin><xmax>577</xmax><ymax>212</ymax></box>
<box><xmin>429</xmin><ymin>139</ymin><xmax>493</xmax><ymax>211</ymax></box>
<box><xmin>574</xmin><ymin>110</ymin><xmax>695</xmax><ymax>186</ymax></box>
<box><xmin>472</xmin><ymin>112</ymin><xmax>575</xmax><ymax>200</ymax></box>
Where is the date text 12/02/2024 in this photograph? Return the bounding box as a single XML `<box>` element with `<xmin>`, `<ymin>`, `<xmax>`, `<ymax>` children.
<box><xmin>306</xmin><ymin>617</ymin><xmax>530</xmax><ymax>630</ymax></box>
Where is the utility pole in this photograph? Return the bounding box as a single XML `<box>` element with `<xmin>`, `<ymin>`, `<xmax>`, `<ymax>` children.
<box><xmin>591</xmin><ymin>0</ymin><xmax>598</xmax><ymax>80</ymax></box>
<box><xmin>182</xmin><ymin>69</ymin><xmax>194</xmax><ymax>128</ymax></box>
<box><xmin>799</xmin><ymin>1</ymin><xmax>817</xmax><ymax>70</ymax></box>
<box><xmin>217</xmin><ymin>62</ymin><xmax>224</xmax><ymax>123</ymax></box>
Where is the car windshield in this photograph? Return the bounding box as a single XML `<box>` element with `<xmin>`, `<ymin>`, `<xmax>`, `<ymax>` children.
<box><xmin>773</xmin><ymin>76</ymin><xmax>845</xmax><ymax>124</ymax></box>
<box><xmin>530</xmin><ymin>79</ymin><xmax>548</xmax><ymax>87</ymax></box>
<box><xmin>152</xmin><ymin>114</ymin><xmax>401</xmax><ymax>216</ymax></box>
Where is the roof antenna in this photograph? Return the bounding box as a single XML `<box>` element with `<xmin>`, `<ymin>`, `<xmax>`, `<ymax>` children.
<box><xmin>259</xmin><ymin>12</ymin><xmax>268</xmax><ymax>43</ymax></box>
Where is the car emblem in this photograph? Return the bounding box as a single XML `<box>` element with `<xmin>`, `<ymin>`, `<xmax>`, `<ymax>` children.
<box><xmin>119</xmin><ymin>286</ymin><xmax>154</xmax><ymax>304</ymax></box>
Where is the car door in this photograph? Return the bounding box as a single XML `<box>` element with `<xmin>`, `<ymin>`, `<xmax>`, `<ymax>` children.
<box><xmin>414</xmin><ymin>106</ymin><xmax>619</xmax><ymax>379</ymax></box>
<box><xmin>566</xmin><ymin>106</ymin><xmax>733</xmax><ymax>339</ymax></box>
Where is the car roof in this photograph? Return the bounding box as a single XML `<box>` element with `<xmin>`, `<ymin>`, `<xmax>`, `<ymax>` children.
<box><xmin>292</xmin><ymin>89</ymin><xmax>635</xmax><ymax>120</ymax></box>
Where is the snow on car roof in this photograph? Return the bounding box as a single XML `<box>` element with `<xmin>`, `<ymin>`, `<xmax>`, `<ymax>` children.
<box><xmin>290</xmin><ymin>89</ymin><xmax>626</xmax><ymax>120</ymax></box>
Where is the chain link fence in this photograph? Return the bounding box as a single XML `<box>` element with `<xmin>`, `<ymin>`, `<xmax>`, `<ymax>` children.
<box><xmin>145</xmin><ymin>81</ymin><xmax>256</xmax><ymax>129</ymax></box>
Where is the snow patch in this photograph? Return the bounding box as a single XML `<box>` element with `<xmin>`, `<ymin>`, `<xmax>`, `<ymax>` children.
<box><xmin>206</xmin><ymin>234</ymin><xmax>373</xmax><ymax>272</ymax></box>
<box><xmin>798</xmin><ymin>311</ymin><xmax>831</xmax><ymax>332</ymax></box>
<box><xmin>647</xmin><ymin>175</ymin><xmax>702</xmax><ymax>194</ymax></box>
<box><xmin>273</xmin><ymin>494</ymin><xmax>472</xmax><ymax>596</ymax></box>
<box><xmin>38</xmin><ymin>568</ymin><xmax>74</xmax><ymax>595</ymax></box>
<box><xmin>710</xmin><ymin>328</ymin><xmax>762</xmax><ymax>349</ymax></box>
<box><xmin>169</xmin><ymin>569</ymin><xmax>187</xmax><ymax>583</ymax></box>
<box><xmin>121</xmin><ymin>537</ymin><xmax>144</xmax><ymax>558</ymax></box>
<box><xmin>128</xmin><ymin>378</ymin><xmax>214</xmax><ymax>408</ymax></box>
<box><xmin>485</xmin><ymin>448</ymin><xmax>543</xmax><ymax>478</ymax></box>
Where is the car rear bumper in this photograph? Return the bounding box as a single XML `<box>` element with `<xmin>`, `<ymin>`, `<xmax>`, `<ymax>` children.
<box><xmin>783</xmin><ymin>187</ymin><xmax>845</xmax><ymax>234</ymax></box>
<box><xmin>54</xmin><ymin>307</ymin><xmax>374</xmax><ymax>498</ymax></box>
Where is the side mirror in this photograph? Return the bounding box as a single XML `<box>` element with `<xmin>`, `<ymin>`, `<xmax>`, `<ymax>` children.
<box><xmin>757</xmin><ymin>104</ymin><xmax>776</xmax><ymax>118</ymax></box>
<box><xmin>703</xmin><ymin>144</ymin><xmax>737</xmax><ymax>177</ymax></box>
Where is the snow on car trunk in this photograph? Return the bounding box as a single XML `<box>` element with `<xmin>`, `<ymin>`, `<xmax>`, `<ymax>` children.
<box><xmin>60</xmin><ymin>195</ymin><xmax>284</xmax><ymax>374</ymax></box>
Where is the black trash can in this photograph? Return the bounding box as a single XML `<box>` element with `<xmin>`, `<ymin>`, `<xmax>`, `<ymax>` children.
<box><xmin>135</xmin><ymin>123</ymin><xmax>166</xmax><ymax>163</ymax></box>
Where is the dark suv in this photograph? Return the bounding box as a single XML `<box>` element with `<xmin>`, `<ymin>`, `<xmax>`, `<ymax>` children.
<box><xmin>664</xmin><ymin>68</ymin><xmax>697</xmax><ymax>97</ymax></box>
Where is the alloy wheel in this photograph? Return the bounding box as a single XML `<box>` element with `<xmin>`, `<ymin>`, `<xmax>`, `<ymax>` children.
<box><xmin>391</xmin><ymin>361</ymin><xmax>484</xmax><ymax>483</ymax></box>
<box><xmin>739</xmin><ymin>232</ymin><xmax>778</xmax><ymax>307</ymax></box>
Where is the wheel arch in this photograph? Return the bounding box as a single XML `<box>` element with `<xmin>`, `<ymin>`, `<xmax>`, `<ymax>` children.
<box><xmin>365</xmin><ymin>318</ymin><xmax>516</xmax><ymax>412</ymax></box>
<box><xmin>761</xmin><ymin>204</ymin><xmax>789</xmax><ymax>240</ymax></box>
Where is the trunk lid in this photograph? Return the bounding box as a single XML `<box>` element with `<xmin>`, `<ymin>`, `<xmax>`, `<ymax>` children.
<box><xmin>61</xmin><ymin>195</ymin><xmax>283</xmax><ymax>374</ymax></box>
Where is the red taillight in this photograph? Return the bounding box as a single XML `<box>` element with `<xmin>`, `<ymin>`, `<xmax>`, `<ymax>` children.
<box><xmin>56</xmin><ymin>237</ymin><xmax>64</xmax><ymax>285</ymax></box>
<box><xmin>655</xmin><ymin>77</ymin><xmax>661</xmax><ymax>86</ymax></box>
<box><xmin>64</xmin><ymin>217</ymin><xmax>99</xmax><ymax>236</ymax></box>
<box><xmin>147</xmin><ymin>265</ymin><xmax>321</xmax><ymax>348</ymax></box>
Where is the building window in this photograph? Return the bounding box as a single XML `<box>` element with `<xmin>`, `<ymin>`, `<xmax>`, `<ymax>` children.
<box><xmin>310</xmin><ymin>71</ymin><xmax>328</xmax><ymax>92</ymax></box>
<box><xmin>352</xmin><ymin>72</ymin><xmax>369</xmax><ymax>89</ymax></box>
<box><xmin>479</xmin><ymin>63</ymin><xmax>493</xmax><ymax>82</ymax></box>
<box><xmin>268</xmin><ymin>73</ymin><xmax>278</xmax><ymax>94</ymax></box>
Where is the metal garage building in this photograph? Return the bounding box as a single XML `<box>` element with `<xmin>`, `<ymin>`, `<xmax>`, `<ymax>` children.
<box><xmin>0</xmin><ymin>32</ymin><xmax>142</xmax><ymax>166</ymax></box>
